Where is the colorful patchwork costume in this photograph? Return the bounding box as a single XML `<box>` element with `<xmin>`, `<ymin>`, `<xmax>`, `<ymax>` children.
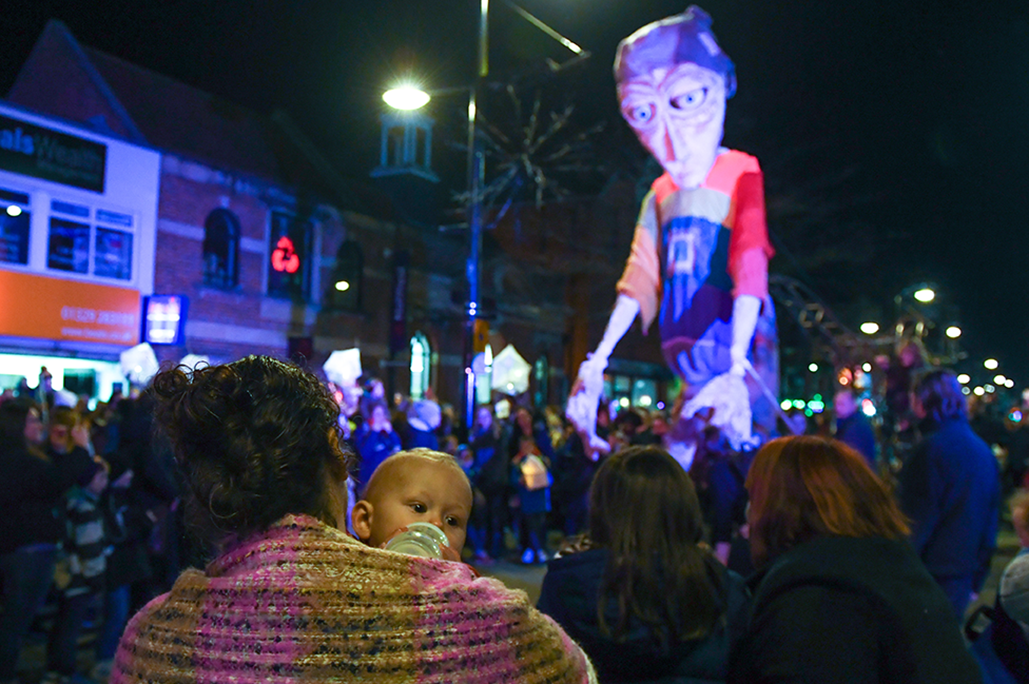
<box><xmin>617</xmin><ymin>152</ymin><xmax>778</xmax><ymax>428</ymax></box>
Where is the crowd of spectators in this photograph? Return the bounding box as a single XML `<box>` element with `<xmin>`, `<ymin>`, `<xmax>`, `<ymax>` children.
<box><xmin>4</xmin><ymin>357</ymin><xmax>1029</xmax><ymax>683</ymax></box>
<box><xmin>1</xmin><ymin>380</ymin><xmax>181</xmax><ymax>684</ymax></box>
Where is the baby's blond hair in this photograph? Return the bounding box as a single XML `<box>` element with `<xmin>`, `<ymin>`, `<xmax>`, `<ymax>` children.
<box><xmin>362</xmin><ymin>448</ymin><xmax>469</xmax><ymax>502</ymax></box>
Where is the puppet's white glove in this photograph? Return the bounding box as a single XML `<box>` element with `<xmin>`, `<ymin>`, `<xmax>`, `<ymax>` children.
<box><xmin>567</xmin><ymin>295</ymin><xmax>639</xmax><ymax>445</ymax></box>
<box><xmin>730</xmin><ymin>295</ymin><xmax>761</xmax><ymax>377</ymax></box>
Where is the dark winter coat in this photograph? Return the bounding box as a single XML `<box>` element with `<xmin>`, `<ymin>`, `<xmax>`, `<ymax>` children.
<box><xmin>899</xmin><ymin>417</ymin><xmax>1000</xmax><ymax>590</ymax></box>
<box><xmin>539</xmin><ymin>547</ymin><xmax>749</xmax><ymax>683</ymax></box>
<box><xmin>0</xmin><ymin>445</ymin><xmax>78</xmax><ymax>554</ymax></box>
<box><xmin>727</xmin><ymin>535</ymin><xmax>982</xmax><ymax>684</ymax></box>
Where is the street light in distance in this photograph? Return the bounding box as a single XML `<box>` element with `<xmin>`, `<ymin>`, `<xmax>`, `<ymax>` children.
<box><xmin>945</xmin><ymin>326</ymin><xmax>961</xmax><ymax>339</ymax></box>
<box><xmin>984</xmin><ymin>358</ymin><xmax>999</xmax><ymax>370</ymax></box>
<box><xmin>957</xmin><ymin>374</ymin><xmax>970</xmax><ymax>385</ymax></box>
<box><xmin>859</xmin><ymin>321</ymin><xmax>879</xmax><ymax>335</ymax></box>
<box><xmin>913</xmin><ymin>287</ymin><xmax>936</xmax><ymax>303</ymax></box>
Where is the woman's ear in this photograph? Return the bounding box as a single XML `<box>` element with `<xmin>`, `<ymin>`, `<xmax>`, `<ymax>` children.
<box><xmin>351</xmin><ymin>500</ymin><xmax>374</xmax><ymax>542</ymax></box>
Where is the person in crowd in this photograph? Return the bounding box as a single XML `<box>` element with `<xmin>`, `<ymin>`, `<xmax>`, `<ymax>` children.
<box><xmin>964</xmin><ymin>489</ymin><xmax>1029</xmax><ymax>684</ymax></box>
<box><xmin>899</xmin><ymin>369</ymin><xmax>1000</xmax><ymax>619</ymax></box>
<box><xmin>690</xmin><ymin>425</ymin><xmax>749</xmax><ymax>566</ymax></box>
<box><xmin>728</xmin><ymin>435</ymin><xmax>982</xmax><ymax>684</ymax></box>
<box><xmin>555</xmin><ymin>413</ymin><xmax>606</xmax><ymax>538</ymax></box>
<box><xmin>404</xmin><ymin>398</ymin><xmax>441</xmax><ymax>451</ymax></box>
<box><xmin>351</xmin><ymin>449</ymin><xmax>472</xmax><ymax>561</ymax></box>
<box><xmin>1</xmin><ymin>399</ymin><xmax>79</xmax><ymax>684</ymax></box>
<box><xmin>110</xmin><ymin>392</ymin><xmax>181</xmax><ymax>603</ymax></box>
<box><xmin>44</xmin><ymin>459</ymin><xmax>111</xmax><ymax>684</ymax></box>
<box><xmin>112</xmin><ymin>356</ymin><xmax>595</xmax><ymax>684</ymax></box>
<box><xmin>90</xmin><ymin>460</ymin><xmax>153</xmax><ymax>683</ymax></box>
<box><xmin>512</xmin><ymin>435</ymin><xmax>554</xmax><ymax>564</ymax></box>
<box><xmin>46</xmin><ymin>405</ymin><xmax>97</xmax><ymax>485</ymax></box>
<box><xmin>471</xmin><ymin>405</ymin><xmax>509</xmax><ymax>561</ymax></box>
<box><xmin>456</xmin><ymin>442</ymin><xmax>490</xmax><ymax>562</ymax></box>
<box><xmin>538</xmin><ymin>445</ymin><xmax>749</xmax><ymax>683</ymax></box>
<box><xmin>834</xmin><ymin>387</ymin><xmax>877</xmax><ymax>468</ymax></box>
<box><xmin>353</xmin><ymin>400</ymin><xmax>402</xmax><ymax>489</ymax></box>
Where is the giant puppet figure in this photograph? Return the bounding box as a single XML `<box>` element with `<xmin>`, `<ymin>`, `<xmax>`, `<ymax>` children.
<box><xmin>568</xmin><ymin>6</ymin><xmax>778</xmax><ymax>468</ymax></box>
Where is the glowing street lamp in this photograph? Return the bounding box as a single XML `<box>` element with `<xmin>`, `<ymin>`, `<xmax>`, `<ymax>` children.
<box><xmin>973</xmin><ymin>386</ymin><xmax>985</xmax><ymax>396</ymax></box>
<box><xmin>984</xmin><ymin>358</ymin><xmax>999</xmax><ymax>370</ymax></box>
<box><xmin>859</xmin><ymin>322</ymin><xmax>879</xmax><ymax>335</ymax></box>
<box><xmin>383</xmin><ymin>1</ymin><xmax>585</xmax><ymax>429</ymax></box>
<box><xmin>956</xmin><ymin>374</ymin><xmax>970</xmax><ymax>385</ymax></box>
<box><xmin>945</xmin><ymin>326</ymin><xmax>962</xmax><ymax>339</ymax></box>
<box><xmin>913</xmin><ymin>287</ymin><xmax>935</xmax><ymax>303</ymax></box>
<box><xmin>994</xmin><ymin>374</ymin><xmax>1007</xmax><ymax>385</ymax></box>
<box><xmin>808</xmin><ymin>363</ymin><xmax>819</xmax><ymax>372</ymax></box>
<box><xmin>382</xmin><ymin>86</ymin><xmax>432</xmax><ymax>111</ymax></box>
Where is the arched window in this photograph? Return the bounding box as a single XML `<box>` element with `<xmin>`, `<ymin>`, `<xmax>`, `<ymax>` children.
<box><xmin>326</xmin><ymin>240</ymin><xmax>363</xmax><ymax>310</ymax></box>
<box><xmin>202</xmin><ymin>209</ymin><xmax>240</xmax><ymax>289</ymax></box>
<box><xmin>410</xmin><ymin>332</ymin><xmax>431</xmax><ymax>400</ymax></box>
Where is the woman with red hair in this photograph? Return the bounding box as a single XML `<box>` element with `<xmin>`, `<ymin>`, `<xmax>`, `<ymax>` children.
<box><xmin>728</xmin><ymin>436</ymin><xmax>981</xmax><ymax>683</ymax></box>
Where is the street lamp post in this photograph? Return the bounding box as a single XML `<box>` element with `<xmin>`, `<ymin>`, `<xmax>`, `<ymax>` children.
<box><xmin>383</xmin><ymin>1</ymin><xmax>585</xmax><ymax>431</ymax></box>
<box><xmin>462</xmin><ymin>0</ymin><xmax>489</xmax><ymax>434</ymax></box>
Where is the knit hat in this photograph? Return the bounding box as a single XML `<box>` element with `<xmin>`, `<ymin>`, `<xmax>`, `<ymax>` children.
<box><xmin>1000</xmin><ymin>552</ymin><xmax>1029</xmax><ymax>627</ymax></box>
<box><xmin>408</xmin><ymin>399</ymin><xmax>442</xmax><ymax>431</ymax></box>
<box><xmin>614</xmin><ymin>5</ymin><xmax>736</xmax><ymax>98</ymax></box>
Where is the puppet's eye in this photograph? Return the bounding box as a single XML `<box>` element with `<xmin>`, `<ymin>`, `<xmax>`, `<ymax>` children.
<box><xmin>625</xmin><ymin>103</ymin><xmax>656</xmax><ymax>124</ymax></box>
<box><xmin>670</xmin><ymin>87</ymin><xmax>708</xmax><ymax>110</ymax></box>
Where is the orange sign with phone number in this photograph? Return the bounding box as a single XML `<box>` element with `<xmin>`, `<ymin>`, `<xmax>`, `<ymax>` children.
<box><xmin>0</xmin><ymin>269</ymin><xmax>140</xmax><ymax>346</ymax></box>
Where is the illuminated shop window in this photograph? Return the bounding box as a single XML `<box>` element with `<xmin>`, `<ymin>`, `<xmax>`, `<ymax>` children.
<box><xmin>48</xmin><ymin>217</ymin><xmax>90</xmax><ymax>274</ymax></box>
<box><xmin>0</xmin><ymin>187</ymin><xmax>30</xmax><ymax>265</ymax></box>
<box><xmin>203</xmin><ymin>208</ymin><xmax>240</xmax><ymax>289</ymax></box>
<box><xmin>46</xmin><ymin>200</ymin><xmax>134</xmax><ymax>281</ymax></box>
<box><xmin>410</xmin><ymin>332</ymin><xmax>430</xmax><ymax>400</ymax></box>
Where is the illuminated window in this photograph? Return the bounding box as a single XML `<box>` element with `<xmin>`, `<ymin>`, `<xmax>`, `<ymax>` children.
<box><xmin>202</xmin><ymin>209</ymin><xmax>240</xmax><ymax>289</ymax></box>
<box><xmin>46</xmin><ymin>199</ymin><xmax>134</xmax><ymax>281</ymax></box>
<box><xmin>410</xmin><ymin>332</ymin><xmax>430</xmax><ymax>400</ymax></box>
<box><xmin>326</xmin><ymin>240</ymin><xmax>363</xmax><ymax>310</ymax></box>
<box><xmin>475</xmin><ymin>344</ymin><xmax>493</xmax><ymax>405</ymax></box>
<box><xmin>0</xmin><ymin>188</ymin><xmax>30</xmax><ymax>265</ymax></box>
<box><xmin>267</xmin><ymin>211</ymin><xmax>311</xmax><ymax>301</ymax></box>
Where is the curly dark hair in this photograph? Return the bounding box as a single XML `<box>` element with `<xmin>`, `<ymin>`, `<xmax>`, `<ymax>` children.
<box><xmin>151</xmin><ymin>355</ymin><xmax>353</xmax><ymax>542</ymax></box>
<box><xmin>589</xmin><ymin>445</ymin><xmax>725</xmax><ymax>647</ymax></box>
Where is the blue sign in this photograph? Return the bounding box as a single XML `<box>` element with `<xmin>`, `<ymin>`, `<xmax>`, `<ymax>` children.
<box><xmin>143</xmin><ymin>295</ymin><xmax>188</xmax><ymax>345</ymax></box>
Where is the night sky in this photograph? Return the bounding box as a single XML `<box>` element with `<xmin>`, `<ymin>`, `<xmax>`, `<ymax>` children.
<box><xmin>2</xmin><ymin>0</ymin><xmax>1027</xmax><ymax>387</ymax></box>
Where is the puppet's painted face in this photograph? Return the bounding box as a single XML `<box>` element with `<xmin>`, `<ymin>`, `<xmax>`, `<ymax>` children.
<box><xmin>619</xmin><ymin>62</ymin><xmax>726</xmax><ymax>189</ymax></box>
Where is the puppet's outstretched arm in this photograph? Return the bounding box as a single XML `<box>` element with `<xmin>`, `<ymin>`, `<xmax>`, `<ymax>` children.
<box><xmin>579</xmin><ymin>294</ymin><xmax>639</xmax><ymax>389</ymax></box>
<box><xmin>730</xmin><ymin>294</ymin><xmax>761</xmax><ymax>376</ymax></box>
<box><xmin>566</xmin><ymin>295</ymin><xmax>639</xmax><ymax>445</ymax></box>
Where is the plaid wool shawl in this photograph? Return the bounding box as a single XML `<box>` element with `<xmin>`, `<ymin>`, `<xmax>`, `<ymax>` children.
<box><xmin>112</xmin><ymin>514</ymin><xmax>595</xmax><ymax>684</ymax></box>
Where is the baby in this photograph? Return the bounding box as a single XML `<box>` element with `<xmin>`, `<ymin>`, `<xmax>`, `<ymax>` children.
<box><xmin>352</xmin><ymin>448</ymin><xmax>472</xmax><ymax>562</ymax></box>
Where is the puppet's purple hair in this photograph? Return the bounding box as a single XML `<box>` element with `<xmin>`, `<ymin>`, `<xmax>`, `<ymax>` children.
<box><xmin>614</xmin><ymin>5</ymin><xmax>736</xmax><ymax>98</ymax></box>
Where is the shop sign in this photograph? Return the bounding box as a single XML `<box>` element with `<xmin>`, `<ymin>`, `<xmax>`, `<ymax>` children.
<box><xmin>143</xmin><ymin>294</ymin><xmax>188</xmax><ymax>345</ymax></box>
<box><xmin>0</xmin><ymin>269</ymin><xmax>138</xmax><ymax>345</ymax></box>
<box><xmin>0</xmin><ymin>114</ymin><xmax>107</xmax><ymax>193</ymax></box>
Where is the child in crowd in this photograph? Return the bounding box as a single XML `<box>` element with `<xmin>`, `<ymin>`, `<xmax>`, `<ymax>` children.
<box><xmin>44</xmin><ymin>459</ymin><xmax>110</xmax><ymax>684</ymax></box>
<box><xmin>351</xmin><ymin>449</ymin><xmax>472</xmax><ymax>562</ymax></box>
<box><xmin>512</xmin><ymin>436</ymin><xmax>552</xmax><ymax>564</ymax></box>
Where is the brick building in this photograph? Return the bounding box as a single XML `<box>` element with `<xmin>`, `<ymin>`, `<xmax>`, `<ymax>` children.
<box><xmin>1</xmin><ymin>19</ymin><xmax>672</xmax><ymax>411</ymax></box>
